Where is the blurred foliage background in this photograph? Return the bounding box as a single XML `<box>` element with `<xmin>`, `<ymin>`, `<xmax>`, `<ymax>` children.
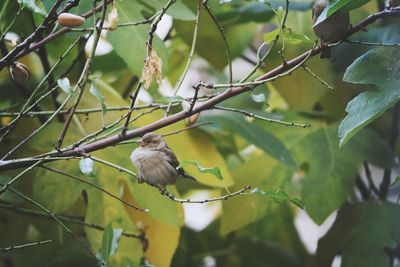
<box><xmin>0</xmin><ymin>0</ymin><xmax>400</xmax><ymax>266</ymax></box>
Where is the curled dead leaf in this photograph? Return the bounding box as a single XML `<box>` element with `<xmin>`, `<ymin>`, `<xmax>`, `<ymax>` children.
<box><xmin>141</xmin><ymin>49</ymin><xmax>163</xmax><ymax>89</ymax></box>
<box><xmin>107</xmin><ymin>3</ymin><xmax>119</xmax><ymax>31</ymax></box>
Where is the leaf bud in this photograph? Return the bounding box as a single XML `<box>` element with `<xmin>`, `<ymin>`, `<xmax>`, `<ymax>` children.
<box><xmin>57</xmin><ymin>13</ymin><xmax>85</xmax><ymax>27</ymax></box>
<box><xmin>9</xmin><ymin>62</ymin><xmax>30</xmax><ymax>85</ymax></box>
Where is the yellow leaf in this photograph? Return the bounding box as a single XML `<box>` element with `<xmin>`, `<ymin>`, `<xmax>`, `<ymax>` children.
<box><xmin>124</xmin><ymin>185</ymin><xmax>181</xmax><ymax>267</ymax></box>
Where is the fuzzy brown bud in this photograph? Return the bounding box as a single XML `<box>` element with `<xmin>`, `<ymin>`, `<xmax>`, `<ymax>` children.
<box><xmin>9</xmin><ymin>62</ymin><xmax>30</xmax><ymax>85</ymax></box>
<box><xmin>57</xmin><ymin>13</ymin><xmax>85</xmax><ymax>27</ymax></box>
<box><xmin>185</xmin><ymin>112</ymin><xmax>201</xmax><ymax>126</ymax></box>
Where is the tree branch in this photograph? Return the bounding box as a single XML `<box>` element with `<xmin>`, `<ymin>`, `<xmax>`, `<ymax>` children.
<box><xmin>1</xmin><ymin>7</ymin><xmax>400</xmax><ymax>170</ymax></box>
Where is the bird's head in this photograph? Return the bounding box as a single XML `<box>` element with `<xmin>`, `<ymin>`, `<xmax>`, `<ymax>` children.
<box><xmin>136</xmin><ymin>132</ymin><xmax>164</xmax><ymax>148</ymax></box>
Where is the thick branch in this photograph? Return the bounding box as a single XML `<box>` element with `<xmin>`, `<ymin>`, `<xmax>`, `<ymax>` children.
<box><xmin>1</xmin><ymin>7</ymin><xmax>400</xmax><ymax>170</ymax></box>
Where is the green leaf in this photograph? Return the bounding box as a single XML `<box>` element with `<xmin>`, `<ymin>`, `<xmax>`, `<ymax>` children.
<box><xmin>317</xmin><ymin>202</ymin><xmax>400</xmax><ymax>267</ymax></box>
<box><xmin>107</xmin><ymin>0</ymin><xmax>167</xmax><ymax>76</ymax></box>
<box><xmin>263</xmin><ymin>28</ymin><xmax>280</xmax><ymax>43</ymax></box>
<box><xmin>220</xmin><ymin>152</ymin><xmax>295</xmax><ymax>234</ymax></box>
<box><xmin>18</xmin><ymin>0</ymin><xmax>46</xmax><ymax>16</ymax></box>
<box><xmin>96</xmin><ymin>222</ymin><xmax>123</xmax><ymax>267</ymax></box>
<box><xmin>282</xmin><ymin>28</ymin><xmax>313</xmax><ymax>45</ymax></box>
<box><xmin>57</xmin><ymin>78</ymin><xmax>72</xmax><ymax>94</ymax></box>
<box><xmin>339</xmin><ymin>85</ymin><xmax>400</xmax><ymax>146</ymax></box>
<box><xmin>251</xmin><ymin>187</ymin><xmax>305</xmax><ymax>209</ymax></box>
<box><xmin>0</xmin><ymin>0</ymin><xmax>19</xmax><ymax>36</ymax></box>
<box><xmin>250</xmin><ymin>92</ymin><xmax>266</xmax><ymax>103</ymax></box>
<box><xmin>79</xmin><ymin>158</ymin><xmax>94</xmax><ymax>176</ymax></box>
<box><xmin>175</xmin><ymin>2</ymin><xmax>258</xmax><ymax>69</ymax></box>
<box><xmin>343</xmin><ymin>47</ymin><xmax>400</xmax><ymax>85</ymax></box>
<box><xmin>180</xmin><ymin>160</ymin><xmax>223</xmax><ymax>181</ymax></box>
<box><xmin>90</xmin><ymin>83</ymin><xmax>107</xmax><ymax>115</ymax></box>
<box><xmin>340</xmin><ymin>47</ymin><xmax>400</xmax><ymax>146</ymax></box>
<box><xmin>391</xmin><ymin>176</ymin><xmax>400</xmax><ymax>187</ymax></box>
<box><xmin>200</xmin><ymin>113</ymin><xmax>296</xmax><ymax>167</ymax></box>
<box><xmin>217</xmin><ymin>2</ymin><xmax>275</xmax><ymax>25</ymax></box>
<box><xmin>145</xmin><ymin>0</ymin><xmax>196</xmax><ymax>21</ymax></box>
<box><xmin>327</xmin><ymin>0</ymin><xmax>370</xmax><ymax>16</ymax></box>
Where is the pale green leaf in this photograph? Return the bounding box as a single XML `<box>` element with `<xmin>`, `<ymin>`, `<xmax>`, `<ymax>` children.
<box><xmin>90</xmin><ymin>83</ymin><xmax>107</xmax><ymax>115</ymax></box>
<box><xmin>251</xmin><ymin>187</ymin><xmax>305</xmax><ymax>209</ymax></box>
<box><xmin>263</xmin><ymin>28</ymin><xmax>280</xmax><ymax>43</ymax></box>
<box><xmin>57</xmin><ymin>78</ymin><xmax>72</xmax><ymax>94</ymax></box>
<box><xmin>180</xmin><ymin>160</ymin><xmax>223</xmax><ymax>181</ymax></box>
<box><xmin>96</xmin><ymin>222</ymin><xmax>123</xmax><ymax>267</ymax></box>
<box><xmin>391</xmin><ymin>176</ymin><xmax>400</xmax><ymax>187</ymax></box>
<box><xmin>251</xmin><ymin>92</ymin><xmax>266</xmax><ymax>103</ymax></box>
<box><xmin>79</xmin><ymin>158</ymin><xmax>94</xmax><ymax>176</ymax></box>
<box><xmin>18</xmin><ymin>0</ymin><xmax>46</xmax><ymax>15</ymax></box>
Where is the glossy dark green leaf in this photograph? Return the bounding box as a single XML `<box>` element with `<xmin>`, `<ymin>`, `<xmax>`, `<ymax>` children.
<box><xmin>201</xmin><ymin>113</ymin><xmax>296</xmax><ymax>167</ymax></box>
<box><xmin>318</xmin><ymin>202</ymin><xmax>400</xmax><ymax>267</ymax></box>
<box><xmin>340</xmin><ymin>47</ymin><xmax>400</xmax><ymax>146</ymax></box>
<box><xmin>327</xmin><ymin>0</ymin><xmax>370</xmax><ymax>16</ymax></box>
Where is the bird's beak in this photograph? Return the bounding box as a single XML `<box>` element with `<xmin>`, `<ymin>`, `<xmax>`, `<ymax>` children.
<box><xmin>134</xmin><ymin>139</ymin><xmax>144</xmax><ymax>146</ymax></box>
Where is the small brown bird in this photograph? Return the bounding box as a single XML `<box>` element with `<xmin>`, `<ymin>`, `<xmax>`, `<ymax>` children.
<box><xmin>130</xmin><ymin>132</ymin><xmax>195</xmax><ymax>187</ymax></box>
<box><xmin>312</xmin><ymin>0</ymin><xmax>350</xmax><ymax>58</ymax></box>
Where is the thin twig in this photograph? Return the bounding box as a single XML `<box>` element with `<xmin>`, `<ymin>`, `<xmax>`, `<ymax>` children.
<box><xmin>162</xmin><ymin>122</ymin><xmax>212</xmax><ymax>137</ymax></box>
<box><xmin>2</xmin><ymin>7</ymin><xmax>400</xmax><ymax>170</ymax></box>
<box><xmin>42</xmin><ymin>165</ymin><xmax>148</xmax><ymax>212</ymax></box>
<box><xmin>121</xmin><ymin>82</ymin><xmax>142</xmax><ymax>136</ymax></box>
<box><xmin>0</xmin><ymin>182</ymin><xmax>100</xmax><ymax>264</ymax></box>
<box><xmin>0</xmin><ymin>0</ymin><xmax>112</xmax><ymax>69</ymax></box>
<box><xmin>0</xmin><ymin>240</ymin><xmax>53</xmax><ymax>252</ymax></box>
<box><xmin>153</xmin><ymin>183</ymin><xmax>251</xmax><ymax>203</ymax></box>
<box><xmin>0</xmin><ymin>37</ymin><xmax>82</xmax><ymax>141</ymax></box>
<box><xmin>118</xmin><ymin>122</ymin><xmax>213</xmax><ymax>146</ymax></box>
<box><xmin>345</xmin><ymin>39</ymin><xmax>400</xmax><ymax>47</ymax></box>
<box><xmin>165</xmin><ymin>0</ymin><xmax>202</xmax><ymax>116</ymax></box>
<box><xmin>202</xmin><ymin>0</ymin><xmax>233</xmax><ymax>84</ymax></box>
<box><xmin>0</xmin><ymin>104</ymin><xmax>175</xmax><ymax>117</ymax></box>
<box><xmin>0</xmin><ymin>0</ymin><xmax>68</xmax><ymax>69</ymax></box>
<box><xmin>302</xmin><ymin>64</ymin><xmax>335</xmax><ymax>91</ymax></box>
<box><xmin>213</xmin><ymin>106</ymin><xmax>310</xmax><ymax>128</ymax></box>
<box><xmin>0</xmin><ymin>159</ymin><xmax>44</xmax><ymax>196</ymax></box>
<box><xmin>55</xmin><ymin>0</ymin><xmax>109</xmax><ymax>150</ymax></box>
<box><xmin>0</xmin><ymin>203</ymin><xmax>144</xmax><ymax>239</ymax></box>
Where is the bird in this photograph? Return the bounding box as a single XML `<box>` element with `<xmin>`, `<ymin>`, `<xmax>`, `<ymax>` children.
<box><xmin>130</xmin><ymin>132</ymin><xmax>195</xmax><ymax>187</ymax></box>
<box><xmin>312</xmin><ymin>0</ymin><xmax>350</xmax><ymax>58</ymax></box>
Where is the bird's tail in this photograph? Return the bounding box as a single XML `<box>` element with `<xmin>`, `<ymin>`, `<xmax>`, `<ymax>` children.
<box><xmin>182</xmin><ymin>173</ymin><xmax>196</xmax><ymax>181</ymax></box>
<box><xmin>320</xmin><ymin>47</ymin><xmax>332</xmax><ymax>59</ymax></box>
<box><xmin>177</xmin><ymin>166</ymin><xmax>196</xmax><ymax>181</ymax></box>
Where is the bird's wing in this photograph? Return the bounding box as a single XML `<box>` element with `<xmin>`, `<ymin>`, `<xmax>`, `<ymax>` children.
<box><xmin>157</xmin><ymin>147</ymin><xmax>180</xmax><ymax>168</ymax></box>
<box><xmin>157</xmin><ymin>147</ymin><xmax>196</xmax><ymax>180</ymax></box>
